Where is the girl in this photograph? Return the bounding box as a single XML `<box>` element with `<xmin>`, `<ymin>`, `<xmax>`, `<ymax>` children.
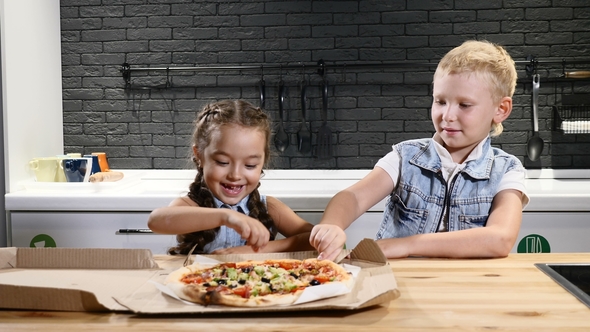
<box><xmin>310</xmin><ymin>40</ymin><xmax>529</xmax><ymax>260</ymax></box>
<box><xmin>148</xmin><ymin>100</ymin><xmax>314</xmax><ymax>255</ymax></box>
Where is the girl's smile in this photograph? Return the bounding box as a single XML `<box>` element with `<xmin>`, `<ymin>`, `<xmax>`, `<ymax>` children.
<box><xmin>221</xmin><ymin>183</ymin><xmax>244</xmax><ymax>196</ymax></box>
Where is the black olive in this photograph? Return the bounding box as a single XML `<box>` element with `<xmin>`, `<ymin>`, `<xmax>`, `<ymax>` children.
<box><xmin>290</xmin><ymin>272</ymin><xmax>299</xmax><ymax>278</ymax></box>
<box><xmin>310</xmin><ymin>279</ymin><xmax>321</xmax><ymax>286</ymax></box>
<box><xmin>203</xmin><ymin>282</ymin><xmax>210</xmax><ymax>287</ymax></box>
<box><xmin>261</xmin><ymin>277</ymin><xmax>271</xmax><ymax>283</ymax></box>
<box><xmin>217</xmin><ymin>279</ymin><xmax>227</xmax><ymax>285</ymax></box>
<box><xmin>242</xmin><ymin>267</ymin><xmax>251</xmax><ymax>273</ymax></box>
<box><xmin>238</xmin><ymin>279</ymin><xmax>246</xmax><ymax>285</ymax></box>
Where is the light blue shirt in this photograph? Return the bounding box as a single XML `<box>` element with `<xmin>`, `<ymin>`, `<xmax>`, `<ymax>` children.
<box><xmin>201</xmin><ymin>194</ymin><xmax>267</xmax><ymax>253</ymax></box>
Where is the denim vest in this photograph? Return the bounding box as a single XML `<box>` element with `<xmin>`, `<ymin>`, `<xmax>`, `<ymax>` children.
<box><xmin>201</xmin><ymin>194</ymin><xmax>267</xmax><ymax>253</ymax></box>
<box><xmin>376</xmin><ymin>137</ymin><xmax>524</xmax><ymax>240</ymax></box>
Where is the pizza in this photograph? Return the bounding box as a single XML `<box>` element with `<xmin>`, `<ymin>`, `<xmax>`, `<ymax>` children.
<box><xmin>165</xmin><ymin>258</ymin><xmax>353</xmax><ymax>307</ymax></box>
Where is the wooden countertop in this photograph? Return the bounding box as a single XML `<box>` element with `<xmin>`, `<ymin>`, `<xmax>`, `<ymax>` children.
<box><xmin>1</xmin><ymin>253</ymin><xmax>589</xmax><ymax>331</ymax></box>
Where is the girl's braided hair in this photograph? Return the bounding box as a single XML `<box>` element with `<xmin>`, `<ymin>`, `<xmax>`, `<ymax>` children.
<box><xmin>168</xmin><ymin>100</ymin><xmax>276</xmax><ymax>255</ymax></box>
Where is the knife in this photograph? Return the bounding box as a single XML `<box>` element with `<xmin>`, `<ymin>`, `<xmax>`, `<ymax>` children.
<box><xmin>564</xmin><ymin>71</ymin><xmax>590</xmax><ymax>79</ymax></box>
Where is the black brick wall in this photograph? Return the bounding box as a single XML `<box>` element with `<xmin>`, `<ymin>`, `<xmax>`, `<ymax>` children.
<box><xmin>60</xmin><ymin>0</ymin><xmax>590</xmax><ymax>170</ymax></box>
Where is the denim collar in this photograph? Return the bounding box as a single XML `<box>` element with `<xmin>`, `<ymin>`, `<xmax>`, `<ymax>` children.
<box><xmin>412</xmin><ymin>135</ymin><xmax>493</xmax><ymax>180</ymax></box>
<box><xmin>212</xmin><ymin>195</ymin><xmax>250</xmax><ymax>214</ymax></box>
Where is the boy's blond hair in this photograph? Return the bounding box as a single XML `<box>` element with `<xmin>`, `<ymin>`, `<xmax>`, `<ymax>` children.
<box><xmin>433</xmin><ymin>40</ymin><xmax>517</xmax><ymax>137</ymax></box>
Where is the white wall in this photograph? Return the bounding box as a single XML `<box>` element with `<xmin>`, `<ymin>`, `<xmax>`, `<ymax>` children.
<box><xmin>1</xmin><ymin>0</ymin><xmax>64</xmax><ymax>193</ymax></box>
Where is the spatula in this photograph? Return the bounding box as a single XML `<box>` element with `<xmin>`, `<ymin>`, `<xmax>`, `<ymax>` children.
<box><xmin>317</xmin><ymin>79</ymin><xmax>332</xmax><ymax>159</ymax></box>
<box><xmin>297</xmin><ymin>80</ymin><xmax>312</xmax><ymax>154</ymax></box>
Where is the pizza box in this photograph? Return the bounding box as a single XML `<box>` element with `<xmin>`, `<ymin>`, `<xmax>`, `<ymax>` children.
<box><xmin>0</xmin><ymin>247</ymin><xmax>160</xmax><ymax>312</ymax></box>
<box><xmin>0</xmin><ymin>239</ymin><xmax>400</xmax><ymax>313</ymax></box>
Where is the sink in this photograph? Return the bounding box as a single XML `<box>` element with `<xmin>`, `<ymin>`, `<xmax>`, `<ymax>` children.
<box><xmin>536</xmin><ymin>263</ymin><xmax>590</xmax><ymax>308</ymax></box>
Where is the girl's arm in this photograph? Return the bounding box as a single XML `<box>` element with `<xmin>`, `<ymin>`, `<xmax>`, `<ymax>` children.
<box><xmin>310</xmin><ymin>167</ymin><xmax>395</xmax><ymax>260</ymax></box>
<box><xmin>212</xmin><ymin>196</ymin><xmax>315</xmax><ymax>254</ymax></box>
<box><xmin>147</xmin><ymin>196</ymin><xmax>271</xmax><ymax>249</ymax></box>
<box><xmin>377</xmin><ymin>189</ymin><xmax>524</xmax><ymax>258</ymax></box>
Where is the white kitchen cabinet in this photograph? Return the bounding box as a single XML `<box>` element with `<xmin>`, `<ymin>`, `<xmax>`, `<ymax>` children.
<box><xmin>517</xmin><ymin>212</ymin><xmax>590</xmax><ymax>253</ymax></box>
<box><xmin>9</xmin><ymin>210</ymin><xmax>590</xmax><ymax>255</ymax></box>
<box><xmin>9</xmin><ymin>212</ymin><xmax>177</xmax><ymax>255</ymax></box>
<box><xmin>8</xmin><ymin>211</ymin><xmax>383</xmax><ymax>254</ymax></box>
<box><xmin>11</xmin><ymin>210</ymin><xmax>589</xmax><ymax>255</ymax></box>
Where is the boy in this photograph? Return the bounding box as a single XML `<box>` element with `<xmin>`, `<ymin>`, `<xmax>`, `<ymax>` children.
<box><xmin>310</xmin><ymin>40</ymin><xmax>529</xmax><ymax>260</ymax></box>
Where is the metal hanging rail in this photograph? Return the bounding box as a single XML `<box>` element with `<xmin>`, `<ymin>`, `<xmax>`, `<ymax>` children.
<box><xmin>120</xmin><ymin>59</ymin><xmax>440</xmax><ymax>86</ymax></box>
<box><xmin>120</xmin><ymin>57</ymin><xmax>590</xmax><ymax>86</ymax></box>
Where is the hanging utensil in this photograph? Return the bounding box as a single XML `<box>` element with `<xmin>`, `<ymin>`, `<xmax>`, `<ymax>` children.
<box><xmin>259</xmin><ymin>79</ymin><xmax>266</xmax><ymax>109</ymax></box>
<box><xmin>274</xmin><ymin>80</ymin><xmax>289</xmax><ymax>152</ymax></box>
<box><xmin>297</xmin><ymin>78</ymin><xmax>312</xmax><ymax>154</ymax></box>
<box><xmin>259</xmin><ymin>66</ymin><xmax>266</xmax><ymax>109</ymax></box>
<box><xmin>564</xmin><ymin>71</ymin><xmax>590</xmax><ymax>79</ymax></box>
<box><xmin>526</xmin><ymin>74</ymin><xmax>544</xmax><ymax>161</ymax></box>
<box><xmin>317</xmin><ymin>79</ymin><xmax>332</xmax><ymax>158</ymax></box>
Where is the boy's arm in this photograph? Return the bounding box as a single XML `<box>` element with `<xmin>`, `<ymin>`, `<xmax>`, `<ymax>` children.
<box><xmin>310</xmin><ymin>167</ymin><xmax>395</xmax><ymax>260</ymax></box>
<box><xmin>322</xmin><ymin>167</ymin><xmax>395</xmax><ymax>228</ymax></box>
<box><xmin>266</xmin><ymin>196</ymin><xmax>315</xmax><ymax>252</ymax></box>
<box><xmin>377</xmin><ymin>189</ymin><xmax>524</xmax><ymax>258</ymax></box>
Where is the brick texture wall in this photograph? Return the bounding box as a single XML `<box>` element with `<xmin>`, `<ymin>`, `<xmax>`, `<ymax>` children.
<box><xmin>60</xmin><ymin>0</ymin><xmax>590</xmax><ymax>170</ymax></box>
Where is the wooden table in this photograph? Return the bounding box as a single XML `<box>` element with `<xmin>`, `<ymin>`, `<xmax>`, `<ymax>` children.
<box><xmin>1</xmin><ymin>253</ymin><xmax>589</xmax><ymax>331</ymax></box>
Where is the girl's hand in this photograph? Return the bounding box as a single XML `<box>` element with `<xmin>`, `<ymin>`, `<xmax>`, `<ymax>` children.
<box><xmin>212</xmin><ymin>245</ymin><xmax>259</xmax><ymax>255</ymax></box>
<box><xmin>309</xmin><ymin>224</ymin><xmax>346</xmax><ymax>261</ymax></box>
<box><xmin>223</xmin><ymin>210</ymin><xmax>270</xmax><ymax>250</ymax></box>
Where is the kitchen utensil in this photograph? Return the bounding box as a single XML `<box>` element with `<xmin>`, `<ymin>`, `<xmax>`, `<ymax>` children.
<box><xmin>526</xmin><ymin>74</ymin><xmax>544</xmax><ymax>161</ymax></box>
<box><xmin>259</xmin><ymin>79</ymin><xmax>266</xmax><ymax>109</ymax></box>
<box><xmin>564</xmin><ymin>71</ymin><xmax>590</xmax><ymax>79</ymax></box>
<box><xmin>297</xmin><ymin>80</ymin><xmax>312</xmax><ymax>154</ymax></box>
<box><xmin>273</xmin><ymin>80</ymin><xmax>289</xmax><ymax>152</ymax></box>
<box><xmin>317</xmin><ymin>79</ymin><xmax>332</xmax><ymax>158</ymax></box>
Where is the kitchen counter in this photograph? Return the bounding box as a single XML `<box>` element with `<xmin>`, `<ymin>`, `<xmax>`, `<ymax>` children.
<box><xmin>0</xmin><ymin>253</ymin><xmax>589</xmax><ymax>331</ymax></box>
<box><xmin>6</xmin><ymin>169</ymin><xmax>590</xmax><ymax>253</ymax></box>
<box><xmin>5</xmin><ymin>169</ymin><xmax>590</xmax><ymax>212</ymax></box>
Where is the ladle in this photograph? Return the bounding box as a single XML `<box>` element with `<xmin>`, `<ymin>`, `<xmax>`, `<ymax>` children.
<box><xmin>274</xmin><ymin>80</ymin><xmax>289</xmax><ymax>152</ymax></box>
<box><xmin>526</xmin><ymin>74</ymin><xmax>544</xmax><ymax>161</ymax></box>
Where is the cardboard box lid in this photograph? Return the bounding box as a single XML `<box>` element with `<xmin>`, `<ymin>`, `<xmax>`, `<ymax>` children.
<box><xmin>0</xmin><ymin>247</ymin><xmax>160</xmax><ymax>312</ymax></box>
<box><xmin>0</xmin><ymin>247</ymin><xmax>160</xmax><ymax>269</ymax></box>
<box><xmin>115</xmin><ymin>239</ymin><xmax>400</xmax><ymax>314</ymax></box>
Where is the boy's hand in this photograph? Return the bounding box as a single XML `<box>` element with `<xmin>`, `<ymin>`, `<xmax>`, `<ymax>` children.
<box><xmin>223</xmin><ymin>211</ymin><xmax>270</xmax><ymax>250</ymax></box>
<box><xmin>309</xmin><ymin>224</ymin><xmax>346</xmax><ymax>261</ymax></box>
